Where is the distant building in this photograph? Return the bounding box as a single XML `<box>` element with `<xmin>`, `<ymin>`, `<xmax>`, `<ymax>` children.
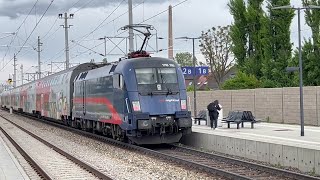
<box><xmin>184</xmin><ymin>66</ymin><xmax>237</xmax><ymax>90</ymax></box>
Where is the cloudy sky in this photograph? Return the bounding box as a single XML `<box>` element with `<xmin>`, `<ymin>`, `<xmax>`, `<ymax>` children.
<box><xmin>0</xmin><ymin>0</ymin><xmax>311</xmax><ymax>85</ymax></box>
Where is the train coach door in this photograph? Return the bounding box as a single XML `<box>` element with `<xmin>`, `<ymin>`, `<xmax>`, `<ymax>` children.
<box><xmin>82</xmin><ymin>81</ymin><xmax>86</xmax><ymax>116</ymax></box>
<box><xmin>41</xmin><ymin>94</ymin><xmax>44</xmax><ymax>116</ymax></box>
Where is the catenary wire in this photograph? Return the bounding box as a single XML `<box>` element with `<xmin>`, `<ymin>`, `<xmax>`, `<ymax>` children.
<box><xmin>1</xmin><ymin>0</ymin><xmax>39</xmax><ymax>62</ymax></box>
<box><xmin>1</xmin><ymin>0</ymin><xmax>55</xmax><ymax>71</ymax></box>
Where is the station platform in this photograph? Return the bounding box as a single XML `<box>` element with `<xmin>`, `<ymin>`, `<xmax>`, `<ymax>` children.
<box><xmin>0</xmin><ymin>134</ymin><xmax>30</xmax><ymax>180</ymax></box>
<box><xmin>181</xmin><ymin>122</ymin><xmax>320</xmax><ymax>175</ymax></box>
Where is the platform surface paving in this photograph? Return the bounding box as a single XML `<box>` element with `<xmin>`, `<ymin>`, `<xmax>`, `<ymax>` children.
<box><xmin>0</xmin><ymin>135</ymin><xmax>29</xmax><ymax>180</ymax></box>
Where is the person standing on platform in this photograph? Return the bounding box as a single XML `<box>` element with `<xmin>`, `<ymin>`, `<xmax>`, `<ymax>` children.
<box><xmin>207</xmin><ymin>100</ymin><xmax>221</xmax><ymax>129</ymax></box>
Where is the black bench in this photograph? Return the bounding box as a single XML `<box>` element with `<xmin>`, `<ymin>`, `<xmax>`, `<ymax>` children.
<box><xmin>194</xmin><ymin>110</ymin><xmax>207</xmax><ymax>125</ymax></box>
<box><xmin>222</xmin><ymin>111</ymin><xmax>261</xmax><ymax>129</ymax></box>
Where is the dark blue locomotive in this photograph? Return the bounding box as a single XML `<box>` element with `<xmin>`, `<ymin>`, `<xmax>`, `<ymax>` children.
<box><xmin>72</xmin><ymin>57</ymin><xmax>192</xmax><ymax>144</ymax></box>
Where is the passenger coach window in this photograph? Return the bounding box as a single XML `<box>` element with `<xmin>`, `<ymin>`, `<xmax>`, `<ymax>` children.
<box><xmin>135</xmin><ymin>68</ymin><xmax>157</xmax><ymax>85</ymax></box>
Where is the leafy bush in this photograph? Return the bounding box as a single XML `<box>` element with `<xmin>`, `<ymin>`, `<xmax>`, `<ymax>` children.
<box><xmin>221</xmin><ymin>72</ymin><xmax>260</xmax><ymax>90</ymax></box>
<box><xmin>187</xmin><ymin>86</ymin><xmax>194</xmax><ymax>92</ymax></box>
<box><xmin>186</xmin><ymin>85</ymin><xmax>211</xmax><ymax>91</ymax></box>
<box><xmin>260</xmin><ymin>79</ymin><xmax>279</xmax><ymax>88</ymax></box>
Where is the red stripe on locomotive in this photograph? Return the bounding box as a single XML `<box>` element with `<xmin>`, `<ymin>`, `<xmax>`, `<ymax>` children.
<box><xmin>73</xmin><ymin>97</ymin><xmax>122</xmax><ymax>125</ymax></box>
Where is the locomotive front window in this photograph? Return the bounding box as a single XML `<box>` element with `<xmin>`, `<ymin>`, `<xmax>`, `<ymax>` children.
<box><xmin>158</xmin><ymin>68</ymin><xmax>177</xmax><ymax>84</ymax></box>
<box><xmin>135</xmin><ymin>68</ymin><xmax>178</xmax><ymax>85</ymax></box>
<box><xmin>135</xmin><ymin>68</ymin><xmax>158</xmax><ymax>85</ymax></box>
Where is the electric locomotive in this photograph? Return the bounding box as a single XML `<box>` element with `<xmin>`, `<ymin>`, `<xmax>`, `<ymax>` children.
<box><xmin>73</xmin><ymin>57</ymin><xmax>192</xmax><ymax>144</ymax></box>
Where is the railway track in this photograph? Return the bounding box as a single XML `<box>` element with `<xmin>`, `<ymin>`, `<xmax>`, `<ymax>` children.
<box><xmin>3</xmin><ymin>110</ymin><xmax>320</xmax><ymax>180</ymax></box>
<box><xmin>151</xmin><ymin>144</ymin><xmax>319</xmax><ymax>180</ymax></box>
<box><xmin>0</xmin><ymin>126</ymin><xmax>50</xmax><ymax>180</ymax></box>
<box><xmin>0</xmin><ymin>114</ymin><xmax>112</xmax><ymax>180</ymax></box>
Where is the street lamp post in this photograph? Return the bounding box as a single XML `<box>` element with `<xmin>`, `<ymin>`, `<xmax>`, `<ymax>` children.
<box><xmin>272</xmin><ymin>5</ymin><xmax>320</xmax><ymax>136</ymax></box>
<box><xmin>176</xmin><ymin>36</ymin><xmax>201</xmax><ymax>118</ymax></box>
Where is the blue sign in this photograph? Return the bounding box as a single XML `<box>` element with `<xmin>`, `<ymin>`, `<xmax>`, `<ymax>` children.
<box><xmin>195</xmin><ymin>66</ymin><xmax>209</xmax><ymax>75</ymax></box>
<box><xmin>181</xmin><ymin>66</ymin><xmax>194</xmax><ymax>76</ymax></box>
<box><xmin>181</xmin><ymin>66</ymin><xmax>209</xmax><ymax>76</ymax></box>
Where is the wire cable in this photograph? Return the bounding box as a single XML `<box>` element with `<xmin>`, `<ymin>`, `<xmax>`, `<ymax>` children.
<box><xmin>69</xmin><ymin>0</ymin><xmax>188</xmax><ymax>61</ymax></box>
<box><xmin>69</xmin><ymin>0</ymin><xmax>83</xmax><ymax>11</ymax></box>
<box><xmin>110</xmin><ymin>0</ymin><xmax>188</xmax><ymax>41</ymax></box>
<box><xmin>1</xmin><ymin>0</ymin><xmax>55</xmax><ymax>71</ymax></box>
<box><xmin>70</xmin><ymin>42</ymin><xmax>104</xmax><ymax>60</ymax></box>
<box><xmin>68</xmin><ymin>0</ymin><xmax>147</xmax><ymax>60</ymax></box>
<box><xmin>1</xmin><ymin>0</ymin><xmax>39</xmax><ymax>62</ymax></box>
<box><xmin>73</xmin><ymin>0</ymin><xmax>125</xmax><ymax>43</ymax></box>
<box><xmin>51</xmin><ymin>0</ymin><xmax>127</xmax><ymax>64</ymax></box>
<box><xmin>42</xmin><ymin>17</ymin><xmax>59</xmax><ymax>40</ymax></box>
<box><xmin>141</xmin><ymin>0</ymin><xmax>188</xmax><ymax>23</ymax></box>
<box><xmin>72</xmin><ymin>0</ymin><xmax>95</xmax><ymax>14</ymax></box>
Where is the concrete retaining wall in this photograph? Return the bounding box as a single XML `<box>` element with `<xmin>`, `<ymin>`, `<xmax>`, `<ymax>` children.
<box><xmin>188</xmin><ymin>86</ymin><xmax>320</xmax><ymax>126</ymax></box>
<box><xmin>181</xmin><ymin>132</ymin><xmax>320</xmax><ymax>175</ymax></box>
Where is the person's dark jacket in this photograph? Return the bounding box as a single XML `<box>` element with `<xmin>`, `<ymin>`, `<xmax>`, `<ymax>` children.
<box><xmin>207</xmin><ymin>102</ymin><xmax>221</xmax><ymax>119</ymax></box>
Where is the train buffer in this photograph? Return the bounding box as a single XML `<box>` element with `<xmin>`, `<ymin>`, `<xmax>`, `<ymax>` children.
<box><xmin>194</xmin><ymin>110</ymin><xmax>208</xmax><ymax>125</ymax></box>
<box><xmin>222</xmin><ymin>111</ymin><xmax>261</xmax><ymax>129</ymax></box>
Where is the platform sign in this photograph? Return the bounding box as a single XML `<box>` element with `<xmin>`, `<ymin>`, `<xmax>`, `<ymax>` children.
<box><xmin>181</xmin><ymin>66</ymin><xmax>194</xmax><ymax>76</ymax></box>
<box><xmin>195</xmin><ymin>66</ymin><xmax>209</xmax><ymax>75</ymax></box>
<box><xmin>181</xmin><ymin>66</ymin><xmax>209</xmax><ymax>76</ymax></box>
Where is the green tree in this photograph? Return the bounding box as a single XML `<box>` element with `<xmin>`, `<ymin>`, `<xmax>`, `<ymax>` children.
<box><xmin>200</xmin><ymin>25</ymin><xmax>235</xmax><ymax>88</ymax></box>
<box><xmin>229</xmin><ymin>0</ymin><xmax>295</xmax><ymax>87</ymax></box>
<box><xmin>228</xmin><ymin>0</ymin><xmax>266</xmax><ymax>78</ymax></box>
<box><xmin>228</xmin><ymin>0</ymin><xmax>247</xmax><ymax>68</ymax></box>
<box><xmin>175</xmin><ymin>52</ymin><xmax>197</xmax><ymax>67</ymax></box>
<box><xmin>298</xmin><ymin>0</ymin><xmax>320</xmax><ymax>86</ymax></box>
<box><xmin>292</xmin><ymin>39</ymin><xmax>320</xmax><ymax>86</ymax></box>
<box><xmin>261</xmin><ymin>0</ymin><xmax>294</xmax><ymax>87</ymax></box>
<box><xmin>102</xmin><ymin>58</ymin><xmax>108</xmax><ymax>64</ymax></box>
<box><xmin>245</xmin><ymin>0</ymin><xmax>266</xmax><ymax>78</ymax></box>
<box><xmin>221</xmin><ymin>71</ymin><xmax>260</xmax><ymax>90</ymax></box>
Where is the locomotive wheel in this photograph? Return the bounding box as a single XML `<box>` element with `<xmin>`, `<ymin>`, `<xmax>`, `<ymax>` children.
<box><xmin>127</xmin><ymin>139</ymin><xmax>135</xmax><ymax>145</ymax></box>
<box><xmin>117</xmin><ymin>127</ymin><xmax>125</xmax><ymax>142</ymax></box>
<box><xmin>71</xmin><ymin>119</ymin><xmax>77</xmax><ymax>128</ymax></box>
<box><xmin>111</xmin><ymin>125</ymin><xmax>116</xmax><ymax>140</ymax></box>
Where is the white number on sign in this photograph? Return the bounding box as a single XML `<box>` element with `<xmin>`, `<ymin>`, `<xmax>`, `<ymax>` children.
<box><xmin>182</xmin><ymin>68</ymin><xmax>187</xmax><ymax>74</ymax></box>
<box><xmin>203</xmin><ymin>68</ymin><xmax>207</xmax><ymax>74</ymax></box>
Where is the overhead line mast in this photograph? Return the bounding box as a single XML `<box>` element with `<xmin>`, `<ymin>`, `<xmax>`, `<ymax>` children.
<box><xmin>37</xmin><ymin>36</ymin><xmax>42</xmax><ymax>79</ymax></box>
<box><xmin>59</xmin><ymin>13</ymin><xmax>74</xmax><ymax>70</ymax></box>
<box><xmin>128</xmin><ymin>0</ymin><xmax>134</xmax><ymax>53</ymax></box>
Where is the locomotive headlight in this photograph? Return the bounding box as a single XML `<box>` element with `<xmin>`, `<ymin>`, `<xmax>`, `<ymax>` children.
<box><xmin>181</xmin><ymin>100</ymin><xmax>187</xmax><ymax>110</ymax></box>
<box><xmin>132</xmin><ymin>101</ymin><xmax>141</xmax><ymax>111</ymax></box>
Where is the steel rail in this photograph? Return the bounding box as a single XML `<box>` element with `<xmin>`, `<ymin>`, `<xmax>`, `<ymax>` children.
<box><xmin>172</xmin><ymin>145</ymin><xmax>320</xmax><ymax>180</ymax></box>
<box><xmin>171</xmin><ymin>144</ymin><xmax>320</xmax><ymax>180</ymax></box>
<box><xmin>0</xmin><ymin>126</ymin><xmax>51</xmax><ymax>180</ymax></box>
<box><xmin>0</xmin><ymin>114</ymin><xmax>112</xmax><ymax>180</ymax></box>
